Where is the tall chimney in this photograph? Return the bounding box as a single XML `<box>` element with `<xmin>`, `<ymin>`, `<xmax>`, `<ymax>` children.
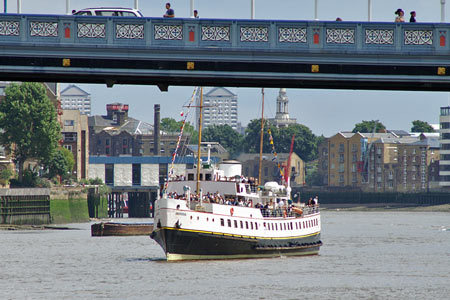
<box><xmin>154</xmin><ymin>104</ymin><xmax>161</xmax><ymax>155</ymax></box>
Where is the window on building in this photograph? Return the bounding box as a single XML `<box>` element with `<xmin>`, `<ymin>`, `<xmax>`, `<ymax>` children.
<box><xmin>64</xmin><ymin>120</ymin><xmax>74</xmax><ymax>126</ymax></box>
<box><xmin>105</xmin><ymin>164</ymin><xmax>114</xmax><ymax>185</ymax></box>
<box><xmin>132</xmin><ymin>164</ymin><xmax>141</xmax><ymax>186</ymax></box>
<box><xmin>63</xmin><ymin>145</ymin><xmax>72</xmax><ymax>151</ymax></box>
<box><xmin>63</xmin><ymin>132</ymin><xmax>77</xmax><ymax>142</ymax></box>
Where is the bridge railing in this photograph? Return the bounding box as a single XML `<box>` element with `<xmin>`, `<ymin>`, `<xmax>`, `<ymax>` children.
<box><xmin>0</xmin><ymin>14</ymin><xmax>448</xmax><ymax>54</ymax></box>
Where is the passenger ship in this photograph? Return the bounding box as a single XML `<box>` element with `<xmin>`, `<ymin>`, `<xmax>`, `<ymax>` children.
<box><xmin>150</xmin><ymin>160</ymin><xmax>322</xmax><ymax>261</ymax></box>
<box><xmin>150</xmin><ymin>87</ymin><xmax>321</xmax><ymax>260</ymax></box>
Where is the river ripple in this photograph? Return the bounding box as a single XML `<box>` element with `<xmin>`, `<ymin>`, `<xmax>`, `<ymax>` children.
<box><xmin>1</xmin><ymin>211</ymin><xmax>449</xmax><ymax>300</ymax></box>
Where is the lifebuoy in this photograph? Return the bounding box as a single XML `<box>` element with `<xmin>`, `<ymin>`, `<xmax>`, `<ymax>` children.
<box><xmin>230</xmin><ymin>207</ymin><xmax>234</xmax><ymax>216</ymax></box>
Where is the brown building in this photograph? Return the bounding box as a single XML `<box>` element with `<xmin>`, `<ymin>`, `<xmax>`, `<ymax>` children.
<box><xmin>237</xmin><ymin>152</ymin><xmax>305</xmax><ymax>186</ymax></box>
<box><xmin>319</xmin><ymin>131</ymin><xmax>441</xmax><ymax>192</ymax></box>
<box><xmin>61</xmin><ymin>110</ymin><xmax>89</xmax><ymax>180</ymax></box>
<box><xmin>89</xmin><ymin>103</ymin><xmax>190</xmax><ymax>157</ymax></box>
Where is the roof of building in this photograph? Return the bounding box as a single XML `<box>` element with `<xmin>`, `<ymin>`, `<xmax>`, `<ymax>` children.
<box><xmin>60</xmin><ymin>84</ymin><xmax>90</xmax><ymax>97</ymax></box>
<box><xmin>187</xmin><ymin>143</ymin><xmax>228</xmax><ymax>154</ymax></box>
<box><xmin>387</xmin><ymin>129</ymin><xmax>411</xmax><ymax>137</ymax></box>
<box><xmin>237</xmin><ymin>152</ymin><xmax>299</xmax><ymax>162</ymax></box>
<box><xmin>205</xmin><ymin>87</ymin><xmax>237</xmax><ymax>97</ymax></box>
<box><xmin>372</xmin><ymin>136</ymin><xmax>419</xmax><ymax>144</ymax></box>
<box><xmin>88</xmin><ymin>115</ymin><xmax>153</xmax><ymax>135</ymax></box>
<box><xmin>411</xmin><ymin>137</ymin><xmax>440</xmax><ymax>148</ymax></box>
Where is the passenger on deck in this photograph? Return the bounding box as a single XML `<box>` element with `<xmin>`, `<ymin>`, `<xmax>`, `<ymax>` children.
<box><xmin>314</xmin><ymin>196</ymin><xmax>319</xmax><ymax>206</ymax></box>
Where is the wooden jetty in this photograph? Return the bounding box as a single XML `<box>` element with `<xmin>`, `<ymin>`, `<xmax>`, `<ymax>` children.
<box><xmin>91</xmin><ymin>222</ymin><xmax>153</xmax><ymax>236</ymax></box>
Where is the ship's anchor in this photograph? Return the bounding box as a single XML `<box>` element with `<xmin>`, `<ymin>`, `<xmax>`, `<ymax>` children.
<box><xmin>175</xmin><ymin>220</ymin><xmax>181</xmax><ymax>229</ymax></box>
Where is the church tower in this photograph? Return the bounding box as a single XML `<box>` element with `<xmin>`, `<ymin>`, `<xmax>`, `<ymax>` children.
<box><xmin>270</xmin><ymin>88</ymin><xmax>296</xmax><ymax>127</ymax></box>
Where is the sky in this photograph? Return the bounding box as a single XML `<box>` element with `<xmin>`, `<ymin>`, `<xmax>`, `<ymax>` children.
<box><xmin>4</xmin><ymin>0</ymin><xmax>450</xmax><ymax>136</ymax></box>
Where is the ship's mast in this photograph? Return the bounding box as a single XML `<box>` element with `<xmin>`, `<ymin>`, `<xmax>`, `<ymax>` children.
<box><xmin>196</xmin><ymin>87</ymin><xmax>204</xmax><ymax>194</ymax></box>
<box><xmin>258</xmin><ymin>88</ymin><xmax>265</xmax><ymax>187</ymax></box>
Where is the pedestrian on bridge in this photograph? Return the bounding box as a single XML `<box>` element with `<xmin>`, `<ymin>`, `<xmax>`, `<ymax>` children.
<box><xmin>164</xmin><ymin>3</ymin><xmax>175</xmax><ymax>18</ymax></box>
<box><xmin>394</xmin><ymin>9</ymin><xmax>405</xmax><ymax>22</ymax></box>
<box><xmin>410</xmin><ymin>11</ymin><xmax>416</xmax><ymax>23</ymax></box>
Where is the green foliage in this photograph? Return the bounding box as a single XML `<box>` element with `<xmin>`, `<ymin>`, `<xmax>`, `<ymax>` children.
<box><xmin>0</xmin><ymin>82</ymin><xmax>61</xmax><ymax>182</ymax></box>
<box><xmin>97</xmin><ymin>184</ymin><xmax>111</xmax><ymax>196</ymax></box>
<box><xmin>160</xmin><ymin>117</ymin><xmax>196</xmax><ymax>135</ymax></box>
<box><xmin>44</xmin><ymin>147</ymin><xmax>75</xmax><ymax>179</ymax></box>
<box><xmin>10</xmin><ymin>169</ymin><xmax>38</xmax><ymax>187</ymax></box>
<box><xmin>305</xmin><ymin>162</ymin><xmax>323</xmax><ymax>186</ymax></box>
<box><xmin>352</xmin><ymin>120</ymin><xmax>386</xmax><ymax>133</ymax></box>
<box><xmin>89</xmin><ymin>177</ymin><xmax>104</xmax><ymax>185</ymax></box>
<box><xmin>160</xmin><ymin>117</ymin><xmax>198</xmax><ymax>144</ymax></box>
<box><xmin>242</xmin><ymin>120</ymin><xmax>320</xmax><ymax>162</ymax></box>
<box><xmin>411</xmin><ymin>120</ymin><xmax>435</xmax><ymax>133</ymax></box>
<box><xmin>202</xmin><ymin>125</ymin><xmax>243</xmax><ymax>157</ymax></box>
<box><xmin>0</xmin><ymin>168</ymin><xmax>13</xmax><ymax>186</ymax></box>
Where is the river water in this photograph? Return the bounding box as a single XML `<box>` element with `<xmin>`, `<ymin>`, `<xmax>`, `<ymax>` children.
<box><xmin>1</xmin><ymin>211</ymin><xmax>449</xmax><ymax>300</ymax></box>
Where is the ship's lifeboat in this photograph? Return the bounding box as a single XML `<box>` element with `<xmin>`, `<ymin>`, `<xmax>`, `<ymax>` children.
<box><xmin>292</xmin><ymin>207</ymin><xmax>303</xmax><ymax>216</ymax></box>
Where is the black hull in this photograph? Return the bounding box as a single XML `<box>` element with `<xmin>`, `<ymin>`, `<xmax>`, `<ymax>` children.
<box><xmin>151</xmin><ymin>227</ymin><xmax>321</xmax><ymax>261</ymax></box>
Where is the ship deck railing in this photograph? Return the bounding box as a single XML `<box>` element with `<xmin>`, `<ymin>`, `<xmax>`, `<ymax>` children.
<box><xmin>260</xmin><ymin>205</ymin><xmax>319</xmax><ymax>218</ymax></box>
<box><xmin>179</xmin><ymin>199</ymin><xmax>319</xmax><ymax>218</ymax></box>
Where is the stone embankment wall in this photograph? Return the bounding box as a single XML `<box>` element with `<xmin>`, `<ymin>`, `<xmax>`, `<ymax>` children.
<box><xmin>0</xmin><ymin>187</ymin><xmax>92</xmax><ymax>225</ymax></box>
<box><xmin>50</xmin><ymin>187</ymin><xmax>90</xmax><ymax>224</ymax></box>
<box><xmin>0</xmin><ymin>188</ymin><xmax>50</xmax><ymax>225</ymax></box>
<box><xmin>295</xmin><ymin>188</ymin><xmax>450</xmax><ymax>206</ymax></box>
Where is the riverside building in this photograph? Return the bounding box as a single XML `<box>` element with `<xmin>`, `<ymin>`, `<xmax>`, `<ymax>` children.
<box><xmin>318</xmin><ymin>131</ymin><xmax>440</xmax><ymax>192</ymax></box>
<box><xmin>440</xmin><ymin>106</ymin><xmax>450</xmax><ymax>188</ymax></box>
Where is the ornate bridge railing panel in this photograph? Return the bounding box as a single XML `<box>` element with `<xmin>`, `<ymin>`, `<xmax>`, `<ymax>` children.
<box><xmin>0</xmin><ymin>15</ymin><xmax>447</xmax><ymax>53</ymax></box>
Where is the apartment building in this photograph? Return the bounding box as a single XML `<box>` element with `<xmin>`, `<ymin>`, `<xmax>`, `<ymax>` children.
<box><xmin>61</xmin><ymin>110</ymin><xmax>89</xmax><ymax>180</ymax></box>
<box><xmin>440</xmin><ymin>106</ymin><xmax>450</xmax><ymax>188</ymax></box>
<box><xmin>396</xmin><ymin>137</ymin><xmax>440</xmax><ymax>192</ymax></box>
<box><xmin>318</xmin><ymin>132</ymin><xmax>397</xmax><ymax>188</ymax></box>
<box><xmin>197</xmin><ymin>87</ymin><xmax>238</xmax><ymax>130</ymax></box>
<box><xmin>60</xmin><ymin>85</ymin><xmax>91</xmax><ymax>115</ymax></box>
<box><xmin>319</xmin><ymin>131</ymin><xmax>441</xmax><ymax>192</ymax></box>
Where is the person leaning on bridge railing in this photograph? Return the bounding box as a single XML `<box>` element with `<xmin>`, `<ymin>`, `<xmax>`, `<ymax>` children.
<box><xmin>164</xmin><ymin>2</ymin><xmax>175</xmax><ymax>18</ymax></box>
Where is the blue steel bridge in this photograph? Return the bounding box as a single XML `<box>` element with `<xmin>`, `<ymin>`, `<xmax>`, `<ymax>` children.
<box><xmin>1</xmin><ymin>14</ymin><xmax>450</xmax><ymax>91</ymax></box>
